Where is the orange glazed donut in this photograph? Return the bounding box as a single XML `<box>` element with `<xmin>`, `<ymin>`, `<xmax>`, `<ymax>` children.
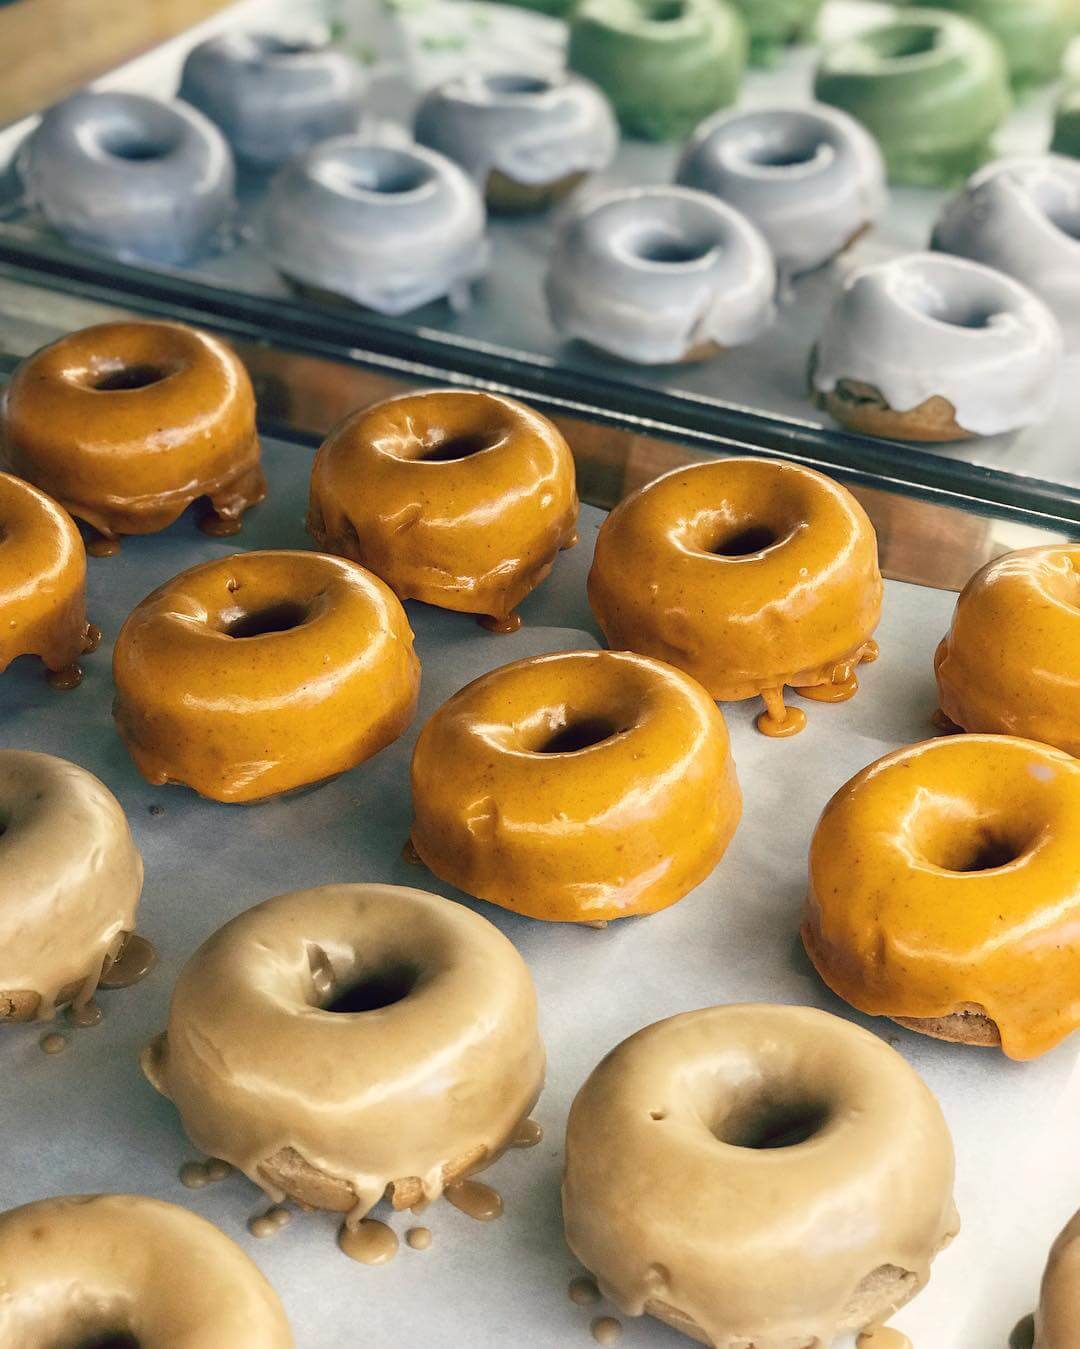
<box><xmin>588</xmin><ymin>458</ymin><xmax>882</xmax><ymax>738</ymax></box>
<box><xmin>935</xmin><ymin>545</ymin><xmax>1080</xmax><ymax>756</ymax></box>
<box><xmin>0</xmin><ymin>472</ymin><xmax>98</xmax><ymax>688</ymax></box>
<box><xmin>113</xmin><ymin>550</ymin><xmax>419</xmax><ymax>803</ymax></box>
<box><xmin>1</xmin><ymin>320</ymin><xmax>265</xmax><ymax>551</ymax></box>
<box><xmin>410</xmin><ymin>649</ymin><xmax>741</xmax><ymax>923</ymax></box>
<box><xmin>308</xmin><ymin>389</ymin><xmax>579</xmax><ymax>631</ymax></box>
<box><xmin>803</xmin><ymin>734</ymin><xmax>1080</xmax><ymax>1061</ymax></box>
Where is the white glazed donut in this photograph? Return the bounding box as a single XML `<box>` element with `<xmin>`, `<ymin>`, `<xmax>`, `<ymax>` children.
<box><xmin>21</xmin><ymin>92</ymin><xmax>235</xmax><ymax>265</ymax></box>
<box><xmin>179</xmin><ymin>31</ymin><xmax>366</xmax><ymax>169</ymax></box>
<box><xmin>264</xmin><ymin>137</ymin><xmax>489</xmax><ymax>315</ymax></box>
<box><xmin>675</xmin><ymin>103</ymin><xmax>886</xmax><ymax>282</ymax></box>
<box><xmin>933</xmin><ymin>156</ymin><xmax>1080</xmax><ymax>351</ymax></box>
<box><xmin>545</xmin><ymin>186</ymin><xmax>776</xmax><ymax>364</ymax></box>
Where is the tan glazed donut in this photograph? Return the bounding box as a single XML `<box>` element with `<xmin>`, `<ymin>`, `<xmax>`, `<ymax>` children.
<box><xmin>1036</xmin><ymin>1208</ymin><xmax>1080</xmax><ymax>1348</ymax></box>
<box><xmin>0</xmin><ymin>1194</ymin><xmax>293</xmax><ymax>1347</ymax></box>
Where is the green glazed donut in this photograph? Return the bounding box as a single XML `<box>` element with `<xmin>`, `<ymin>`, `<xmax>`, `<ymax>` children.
<box><xmin>1053</xmin><ymin>85</ymin><xmax>1080</xmax><ymax>157</ymax></box>
<box><xmin>567</xmin><ymin>0</ymin><xmax>747</xmax><ymax>141</ymax></box>
<box><xmin>728</xmin><ymin>0</ymin><xmax>825</xmax><ymax>64</ymax></box>
<box><xmin>815</xmin><ymin>10</ymin><xmax>1011</xmax><ymax>186</ymax></box>
<box><xmin>906</xmin><ymin>0</ymin><xmax>1073</xmax><ymax>87</ymax></box>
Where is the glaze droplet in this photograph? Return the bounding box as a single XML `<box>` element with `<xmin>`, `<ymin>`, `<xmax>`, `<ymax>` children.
<box><xmin>591</xmin><ymin>1316</ymin><xmax>622</xmax><ymax>1345</ymax></box>
<box><xmin>1009</xmin><ymin>1313</ymin><xmax>1035</xmax><ymax>1349</ymax></box>
<box><xmin>179</xmin><ymin>1161</ymin><xmax>211</xmax><ymax>1190</ymax></box>
<box><xmin>857</xmin><ymin>1328</ymin><xmax>913</xmax><ymax>1349</ymax></box>
<box><xmin>511</xmin><ymin>1118</ymin><xmax>544</xmax><ymax>1149</ymax></box>
<box><xmin>199</xmin><ymin>512</ymin><xmax>243</xmax><ymax>538</ymax></box>
<box><xmin>401</xmin><ymin>838</ymin><xmax>423</xmax><ymax>866</ymax></box>
<box><xmin>98</xmin><ymin>934</ymin><xmax>157</xmax><ymax>989</ymax></box>
<box><xmin>39</xmin><ymin>1032</ymin><xmax>67</xmax><ymax>1056</ymax></box>
<box><xmin>445</xmin><ymin>1179</ymin><xmax>502</xmax><ymax>1221</ymax></box>
<box><xmin>65</xmin><ymin>997</ymin><xmax>102</xmax><ymax>1028</ymax></box>
<box><xmin>569</xmin><ymin>1275</ymin><xmax>601</xmax><ymax>1306</ymax></box>
<box><xmin>249</xmin><ymin>1207</ymin><xmax>291</xmax><ymax>1239</ymax></box>
<box><xmin>338</xmin><ymin>1218</ymin><xmax>399</xmax><ymax>1266</ymax></box>
<box><xmin>86</xmin><ymin>533</ymin><xmax>121</xmax><ymax>558</ymax></box>
<box><xmin>406</xmin><ymin>1226</ymin><xmax>432</xmax><ymax>1250</ymax></box>
<box><xmin>478</xmin><ymin>611</ymin><xmax>522</xmax><ymax>634</ymax></box>
<box><xmin>46</xmin><ymin>663</ymin><xmax>84</xmax><ymax>691</ymax></box>
<box><xmin>83</xmin><ymin>623</ymin><xmax>103</xmax><ymax>653</ymax></box>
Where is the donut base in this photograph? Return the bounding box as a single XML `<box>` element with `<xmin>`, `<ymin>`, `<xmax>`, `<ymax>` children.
<box><xmin>486</xmin><ymin>168</ymin><xmax>587</xmax><ymax>214</ymax></box>
<box><xmin>812</xmin><ymin>377</ymin><xmax>973</xmax><ymax>443</ymax></box>
<box><xmin>1</xmin><ymin>932</ymin><xmax>142</xmax><ymax>1023</ymax></box>
<box><xmin>892</xmin><ymin>1004</ymin><xmax>1002</xmax><ymax>1049</ymax></box>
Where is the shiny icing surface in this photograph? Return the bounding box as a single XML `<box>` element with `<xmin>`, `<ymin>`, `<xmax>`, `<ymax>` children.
<box><xmin>908</xmin><ymin>0</ymin><xmax>1074</xmax><ymax>87</ymax></box>
<box><xmin>0</xmin><ymin>1194</ymin><xmax>293</xmax><ymax>1347</ymax></box>
<box><xmin>545</xmin><ymin>186</ymin><xmax>776</xmax><ymax>364</ymax></box>
<box><xmin>112</xmin><ymin>549</ymin><xmax>420</xmax><ymax>803</ymax></box>
<box><xmin>1036</xmin><ymin>1208</ymin><xmax>1080</xmax><ymax>1348</ymax></box>
<box><xmin>563</xmin><ymin>1004</ymin><xmax>958</xmax><ymax>1348</ymax></box>
<box><xmin>935</xmin><ymin>545</ymin><xmax>1080</xmax><ymax>756</ymax></box>
<box><xmin>263</xmin><ymin>137</ymin><xmax>489</xmax><ymax>314</ymax></box>
<box><xmin>143</xmin><ymin>883</ymin><xmax>545</xmax><ymax>1220</ymax></box>
<box><xmin>409</xmin><ymin>649</ymin><xmax>742</xmax><ymax>922</ymax></box>
<box><xmin>308</xmin><ymin>389</ymin><xmax>579</xmax><ymax>622</ymax></box>
<box><xmin>21</xmin><ymin>91</ymin><xmax>235</xmax><ymax>264</ymax></box>
<box><xmin>803</xmin><ymin>733</ymin><xmax>1080</xmax><ymax>1060</ymax></box>
<box><xmin>729</xmin><ymin>0</ymin><xmax>824</xmax><ymax>63</ymax></box>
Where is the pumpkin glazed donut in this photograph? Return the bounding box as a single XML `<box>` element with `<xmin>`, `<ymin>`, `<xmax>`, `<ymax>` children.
<box><xmin>803</xmin><ymin>734</ymin><xmax>1080</xmax><ymax>1060</ymax></box>
<box><xmin>409</xmin><ymin>649</ymin><xmax>741</xmax><ymax>923</ymax></box>
<box><xmin>1</xmin><ymin>320</ymin><xmax>265</xmax><ymax>552</ymax></box>
<box><xmin>113</xmin><ymin>550</ymin><xmax>419</xmax><ymax>803</ymax></box>
<box><xmin>588</xmin><ymin>458</ymin><xmax>882</xmax><ymax>738</ymax></box>
<box><xmin>308</xmin><ymin>389</ymin><xmax>579</xmax><ymax>632</ymax></box>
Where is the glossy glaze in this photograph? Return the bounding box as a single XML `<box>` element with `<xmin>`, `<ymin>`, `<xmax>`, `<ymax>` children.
<box><xmin>410</xmin><ymin>649</ymin><xmax>741</xmax><ymax>922</ymax></box>
<box><xmin>1036</xmin><ymin>1209</ymin><xmax>1080</xmax><ymax>1348</ymax></box>
<box><xmin>907</xmin><ymin>0</ymin><xmax>1073</xmax><ymax>87</ymax></box>
<box><xmin>112</xmin><ymin>550</ymin><xmax>419</xmax><ymax>803</ymax></box>
<box><xmin>729</xmin><ymin>0</ymin><xmax>824</xmax><ymax>63</ymax></box>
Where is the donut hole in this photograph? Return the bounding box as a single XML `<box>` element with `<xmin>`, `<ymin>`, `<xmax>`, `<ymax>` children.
<box><xmin>224</xmin><ymin>600</ymin><xmax>310</xmax><ymax>639</ymax></box>
<box><xmin>710</xmin><ymin>523</ymin><xmax>780</xmax><ymax>557</ymax></box>
<box><xmin>91</xmin><ymin>363</ymin><xmax>172</xmax><ymax>392</ymax></box>
<box><xmin>322</xmin><ymin>962</ymin><xmax>421</xmax><ymax>1014</ymax></box>
<box><xmin>646</xmin><ymin>0</ymin><xmax>686</xmax><ymax>21</ymax></box>
<box><xmin>538</xmin><ymin>716</ymin><xmax>622</xmax><ymax>754</ymax></box>
<box><xmin>257</xmin><ymin>34</ymin><xmax>320</xmax><ymax>57</ymax></box>
<box><xmin>629</xmin><ymin>227</ymin><xmax>716</xmax><ymax>266</ymax></box>
<box><xmin>921</xmin><ymin>822</ymin><xmax>1030</xmax><ymax>873</ymax></box>
<box><xmin>862</xmin><ymin>22</ymin><xmax>942</xmax><ymax>62</ymax></box>
<box><xmin>98</xmin><ymin>126</ymin><xmax>181</xmax><ymax>162</ymax></box>
<box><xmin>716</xmin><ymin>1098</ymin><xmax>832</xmax><ymax>1150</ymax></box>
<box><xmin>74</xmin><ymin>1335</ymin><xmax>140</xmax><ymax>1349</ymax></box>
<box><xmin>931</xmin><ymin>299</ymin><xmax>998</xmax><ymax>331</ymax></box>
<box><xmin>739</xmin><ymin>123</ymin><xmax>828</xmax><ymax>171</ymax></box>
<box><xmin>484</xmin><ymin>73</ymin><xmax>554</xmax><ymax>96</ymax></box>
<box><xmin>332</xmin><ymin>147</ymin><xmax>435</xmax><ymax>196</ymax></box>
<box><xmin>416</xmin><ymin>430</ymin><xmax>503</xmax><ymax>462</ymax></box>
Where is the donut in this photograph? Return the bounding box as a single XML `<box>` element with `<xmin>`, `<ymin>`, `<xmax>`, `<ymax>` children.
<box><xmin>178</xmin><ymin>31</ymin><xmax>365</xmax><ymax>169</ymax></box>
<box><xmin>2</xmin><ymin>321</ymin><xmax>265</xmax><ymax>549</ymax></box>
<box><xmin>567</xmin><ymin>0</ymin><xmax>747</xmax><ymax>142</ymax></box>
<box><xmin>675</xmin><ymin>104</ymin><xmax>886</xmax><ymax>283</ymax></box>
<box><xmin>0</xmin><ymin>473</ymin><xmax>97</xmax><ymax>688</ymax></box>
<box><xmin>413</xmin><ymin>71</ymin><xmax>617</xmax><ymax>213</ymax></box>
<box><xmin>0</xmin><ymin>751</ymin><xmax>144</xmax><ymax>1026</ymax></box>
<box><xmin>587</xmin><ymin>458</ymin><xmax>882</xmax><ymax>738</ymax></box>
<box><xmin>934</xmin><ymin>546</ymin><xmax>1080</xmax><ymax>755</ymax></box>
<box><xmin>1052</xmin><ymin>85</ymin><xmax>1080</xmax><ymax>159</ymax></box>
<box><xmin>728</xmin><ymin>0</ymin><xmax>824</xmax><ymax>64</ymax></box>
<box><xmin>113</xmin><ymin>550</ymin><xmax>420</xmax><ymax>803</ymax></box>
<box><xmin>1036</xmin><ymin>1209</ymin><xmax>1080</xmax><ymax>1348</ymax></box>
<box><xmin>907</xmin><ymin>0</ymin><xmax>1073</xmax><ymax>88</ymax></box>
<box><xmin>20</xmin><ymin>91</ymin><xmax>234</xmax><ymax>263</ymax></box>
<box><xmin>307</xmin><ymin>389</ymin><xmax>578</xmax><ymax>629</ymax></box>
<box><xmin>933</xmin><ymin>156</ymin><xmax>1080</xmax><ymax>350</ymax></box>
<box><xmin>810</xmin><ymin>253</ymin><xmax>1064</xmax><ymax>442</ymax></box>
<box><xmin>545</xmin><ymin>186</ymin><xmax>775</xmax><ymax>364</ymax></box>
<box><xmin>0</xmin><ymin>1194</ymin><xmax>292</xmax><ymax>1346</ymax></box>
<box><xmin>803</xmin><ymin>734</ymin><xmax>1080</xmax><ymax>1060</ymax></box>
<box><xmin>563</xmin><ymin>1004</ymin><xmax>959</xmax><ymax>1347</ymax></box>
<box><xmin>263</xmin><ymin>137</ymin><xmax>488</xmax><ymax>315</ymax></box>
<box><xmin>142</xmin><ymin>883</ymin><xmax>544</xmax><ymax>1220</ymax></box>
<box><xmin>814</xmin><ymin>12</ymin><xmax>1011</xmax><ymax>186</ymax></box>
<box><xmin>409</xmin><ymin>649</ymin><xmax>741</xmax><ymax>923</ymax></box>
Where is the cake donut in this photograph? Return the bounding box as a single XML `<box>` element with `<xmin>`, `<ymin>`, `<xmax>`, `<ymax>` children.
<box><xmin>934</xmin><ymin>546</ymin><xmax>1080</xmax><ymax>755</ymax></box>
<box><xmin>0</xmin><ymin>751</ymin><xmax>145</xmax><ymax>1026</ymax></box>
<box><xmin>179</xmin><ymin>31</ymin><xmax>365</xmax><ymax>169</ymax></box>
<box><xmin>545</xmin><ymin>186</ymin><xmax>775</xmax><ymax>364</ymax></box>
<box><xmin>409</xmin><ymin>649</ymin><xmax>741</xmax><ymax>923</ymax></box>
<box><xmin>308</xmin><ymin>389</ymin><xmax>578</xmax><ymax>630</ymax></box>
<box><xmin>811</xmin><ymin>253</ymin><xmax>1064</xmax><ymax>442</ymax></box>
<box><xmin>1035</xmin><ymin>1209</ymin><xmax>1080</xmax><ymax>1348</ymax></box>
<box><xmin>2</xmin><ymin>321</ymin><xmax>265</xmax><ymax>550</ymax></box>
<box><xmin>814</xmin><ymin>12</ymin><xmax>1011</xmax><ymax>186</ymax></box>
<box><xmin>414</xmin><ymin>71</ymin><xmax>617</xmax><ymax>213</ymax></box>
<box><xmin>675</xmin><ymin>104</ymin><xmax>887</xmax><ymax>283</ymax></box>
<box><xmin>803</xmin><ymin>734</ymin><xmax>1080</xmax><ymax>1060</ymax></box>
<box><xmin>563</xmin><ymin>1004</ymin><xmax>959</xmax><ymax>1347</ymax></box>
<box><xmin>0</xmin><ymin>1194</ymin><xmax>292</xmax><ymax>1347</ymax></box>
<box><xmin>728</xmin><ymin>0</ymin><xmax>824</xmax><ymax>64</ymax></box>
<box><xmin>21</xmin><ymin>91</ymin><xmax>234</xmax><ymax>264</ymax></box>
<box><xmin>588</xmin><ymin>458</ymin><xmax>882</xmax><ymax>738</ymax></box>
<box><xmin>143</xmin><ymin>884</ymin><xmax>544</xmax><ymax>1221</ymax></box>
<box><xmin>1052</xmin><ymin>85</ymin><xmax>1080</xmax><ymax>160</ymax></box>
<box><xmin>567</xmin><ymin>0</ymin><xmax>747</xmax><ymax>142</ymax></box>
<box><xmin>113</xmin><ymin>550</ymin><xmax>419</xmax><ymax>803</ymax></box>
<box><xmin>263</xmin><ymin>137</ymin><xmax>488</xmax><ymax>315</ymax></box>
<box><xmin>907</xmin><ymin>0</ymin><xmax>1073</xmax><ymax>88</ymax></box>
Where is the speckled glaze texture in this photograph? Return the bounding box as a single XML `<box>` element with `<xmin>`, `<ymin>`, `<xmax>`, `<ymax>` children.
<box><xmin>907</xmin><ymin>0</ymin><xmax>1073</xmax><ymax>87</ymax></box>
<box><xmin>803</xmin><ymin>734</ymin><xmax>1080</xmax><ymax>1061</ymax></box>
<box><xmin>729</xmin><ymin>0</ymin><xmax>825</xmax><ymax>63</ymax></box>
<box><xmin>1036</xmin><ymin>1209</ymin><xmax>1080</xmax><ymax>1348</ymax></box>
<box><xmin>563</xmin><ymin>1004</ymin><xmax>958</xmax><ymax>1349</ymax></box>
<box><xmin>935</xmin><ymin>546</ymin><xmax>1080</xmax><ymax>756</ymax></box>
<box><xmin>410</xmin><ymin>649</ymin><xmax>742</xmax><ymax>923</ymax></box>
<box><xmin>567</xmin><ymin>0</ymin><xmax>747</xmax><ymax>142</ymax></box>
<box><xmin>179</xmin><ymin>31</ymin><xmax>366</xmax><ymax>169</ymax></box>
<box><xmin>545</xmin><ymin>186</ymin><xmax>775</xmax><ymax>364</ymax></box>
<box><xmin>112</xmin><ymin>551</ymin><xmax>420</xmax><ymax>803</ymax></box>
<box><xmin>308</xmin><ymin>390</ymin><xmax>578</xmax><ymax>623</ymax></box>
<box><xmin>264</xmin><ymin>137</ymin><xmax>488</xmax><ymax>314</ymax></box>
<box><xmin>676</xmin><ymin>103</ymin><xmax>887</xmax><ymax>282</ymax></box>
<box><xmin>21</xmin><ymin>91</ymin><xmax>235</xmax><ymax>263</ymax></box>
<box><xmin>1052</xmin><ymin>85</ymin><xmax>1080</xmax><ymax>159</ymax></box>
<box><xmin>815</xmin><ymin>11</ymin><xmax>1011</xmax><ymax>186</ymax></box>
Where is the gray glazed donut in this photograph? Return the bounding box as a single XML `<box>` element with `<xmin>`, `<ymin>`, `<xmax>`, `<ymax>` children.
<box><xmin>545</xmin><ymin>185</ymin><xmax>776</xmax><ymax>364</ymax></box>
<box><xmin>178</xmin><ymin>31</ymin><xmax>366</xmax><ymax>170</ymax></box>
<box><xmin>263</xmin><ymin>137</ymin><xmax>489</xmax><ymax>315</ymax></box>
<box><xmin>21</xmin><ymin>91</ymin><xmax>235</xmax><ymax>265</ymax></box>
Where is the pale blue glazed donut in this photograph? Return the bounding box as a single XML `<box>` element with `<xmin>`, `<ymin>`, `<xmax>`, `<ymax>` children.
<box><xmin>21</xmin><ymin>91</ymin><xmax>235</xmax><ymax>265</ymax></box>
<box><xmin>179</xmin><ymin>32</ymin><xmax>366</xmax><ymax>170</ymax></box>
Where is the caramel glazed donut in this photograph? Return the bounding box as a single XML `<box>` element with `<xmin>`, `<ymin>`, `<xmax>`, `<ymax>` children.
<box><xmin>143</xmin><ymin>884</ymin><xmax>545</xmax><ymax>1222</ymax></box>
<box><xmin>1</xmin><ymin>321</ymin><xmax>265</xmax><ymax>550</ymax></box>
<box><xmin>563</xmin><ymin>1004</ymin><xmax>959</xmax><ymax>1348</ymax></box>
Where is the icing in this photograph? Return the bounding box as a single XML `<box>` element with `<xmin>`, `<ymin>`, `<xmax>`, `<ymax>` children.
<box><xmin>1036</xmin><ymin>1208</ymin><xmax>1080</xmax><ymax>1347</ymax></box>
<box><xmin>907</xmin><ymin>0</ymin><xmax>1074</xmax><ymax>88</ymax></box>
<box><xmin>728</xmin><ymin>0</ymin><xmax>824</xmax><ymax>64</ymax></box>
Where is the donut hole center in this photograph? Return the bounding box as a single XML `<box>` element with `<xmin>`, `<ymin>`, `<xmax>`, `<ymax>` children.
<box><xmin>630</xmin><ymin>227</ymin><xmax>715</xmax><ymax>265</ymax></box>
<box><xmin>342</xmin><ymin>147</ymin><xmax>434</xmax><ymax>195</ymax></box>
<box><xmin>74</xmin><ymin>1335</ymin><xmax>141</xmax><ymax>1349</ymax></box>
<box><xmin>417</xmin><ymin>430</ymin><xmax>502</xmax><ymax>462</ymax></box>
<box><xmin>540</xmin><ymin>716</ymin><xmax>621</xmax><ymax>754</ymax></box>
<box><xmin>740</xmin><ymin>127</ymin><xmax>826</xmax><ymax>170</ymax></box>
<box><xmin>323</xmin><ymin>962</ymin><xmax>421</xmax><ymax>1014</ymax></box>
<box><xmin>863</xmin><ymin>22</ymin><xmax>942</xmax><ymax>62</ymax></box>
<box><xmin>711</xmin><ymin>523</ymin><xmax>779</xmax><ymax>557</ymax></box>
<box><xmin>646</xmin><ymin>0</ymin><xmax>686</xmax><ymax>22</ymax></box>
<box><xmin>716</xmin><ymin>1098</ymin><xmax>831</xmax><ymax>1150</ymax></box>
<box><xmin>224</xmin><ymin>600</ymin><xmax>310</xmax><ymax>639</ymax></box>
<box><xmin>91</xmin><ymin>363</ymin><xmax>172</xmax><ymax>392</ymax></box>
<box><xmin>932</xmin><ymin>299</ymin><xmax>997</xmax><ymax>331</ymax></box>
<box><xmin>259</xmin><ymin>35</ymin><xmax>319</xmax><ymax>56</ymax></box>
<box><xmin>99</xmin><ymin>127</ymin><xmax>179</xmax><ymax>162</ymax></box>
<box><xmin>922</xmin><ymin>823</ymin><xmax>1029</xmax><ymax>873</ymax></box>
<box><xmin>483</xmin><ymin>73</ymin><xmax>554</xmax><ymax>96</ymax></box>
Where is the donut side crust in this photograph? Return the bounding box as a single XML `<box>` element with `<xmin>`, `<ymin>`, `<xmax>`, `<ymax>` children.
<box><xmin>892</xmin><ymin>1003</ymin><xmax>1002</xmax><ymax>1048</ymax></box>
<box><xmin>811</xmin><ymin>377</ymin><xmax>973</xmax><ymax>443</ymax></box>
